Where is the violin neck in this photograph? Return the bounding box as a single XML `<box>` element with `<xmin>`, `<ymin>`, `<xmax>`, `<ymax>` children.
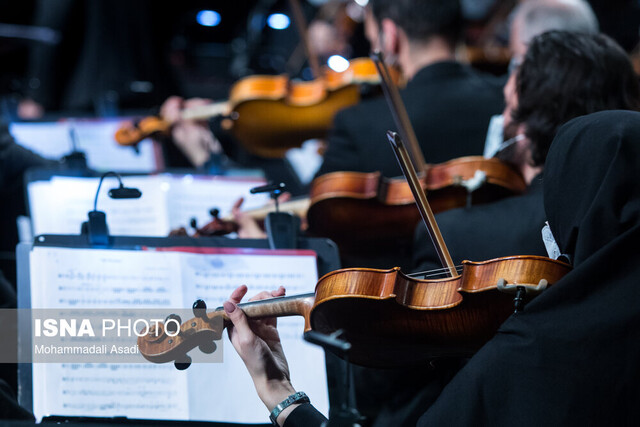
<box><xmin>220</xmin><ymin>292</ymin><xmax>315</xmax><ymax>331</ymax></box>
<box><xmin>222</xmin><ymin>197</ymin><xmax>310</xmax><ymax>222</ymax></box>
<box><xmin>180</xmin><ymin>101</ymin><xmax>229</xmax><ymax>121</ymax></box>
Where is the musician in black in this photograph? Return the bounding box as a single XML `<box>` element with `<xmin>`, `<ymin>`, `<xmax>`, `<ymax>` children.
<box><xmin>220</xmin><ymin>31</ymin><xmax>640</xmax><ymax>427</ymax></box>
<box><xmin>412</xmin><ymin>30</ymin><xmax>640</xmax><ymax>274</ymax></box>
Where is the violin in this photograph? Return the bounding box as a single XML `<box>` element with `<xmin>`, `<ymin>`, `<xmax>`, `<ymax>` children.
<box><xmin>186</xmin><ymin>155</ymin><xmax>524</xmax><ymax>247</ymax></box>
<box><xmin>138</xmin><ymin>133</ymin><xmax>570</xmax><ymax>369</ymax></box>
<box><xmin>137</xmin><ymin>255</ymin><xmax>570</xmax><ymax>368</ymax></box>
<box><xmin>115</xmin><ymin>58</ymin><xmax>401</xmax><ymax>158</ymax></box>
<box><xmin>306</xmin><ymin>156</ymin><xmax>525</xmax><ymax>252</ymax></box>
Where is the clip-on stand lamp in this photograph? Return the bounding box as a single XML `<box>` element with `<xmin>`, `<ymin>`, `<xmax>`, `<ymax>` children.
<box><xmin>81</xmin><ymin>171</ymin><xmax>142</xmax><ymax>246</ymax></box>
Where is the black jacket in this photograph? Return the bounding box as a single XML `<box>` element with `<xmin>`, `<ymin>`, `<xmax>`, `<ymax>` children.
<box><xmin>284</xmin><ymin>111</ymin><xmax>640</xmax><ymax>427</ymax></box>
<box><xmin>412</xmin><ymin>174</ymin><xmax>548</xmax><ymax>274</ymax></box>
<box><xmin>317</xmin><ymin>61</ymin><xmax>505</xmax><ymax>178</ymax></box>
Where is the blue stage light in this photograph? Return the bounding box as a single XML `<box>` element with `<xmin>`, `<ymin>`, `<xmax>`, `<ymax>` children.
<box><xmin>197</xmin><ymin>10</ymin><xmax>221</xmax><ymax>27</ymax></box>
<box><xmin>267</xmin><ymin>13</ymin><xmax>290</xmax><ymax>30</ymax></box>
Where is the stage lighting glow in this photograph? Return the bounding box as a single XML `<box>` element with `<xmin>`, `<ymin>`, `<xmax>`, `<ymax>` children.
<box><xmin>267</xmin><ymin>13</ymin><xmax>290</xmax><ymax>30</ymax></box>
<box><xmin>197</xmin><ymin>10</ymin><xmax>221</xmax><ymax>27</ymax></box>
<box><xmin>327</xmin><ymin>55</ymin><xmax>350</xmax><ymax>72</ymax></box>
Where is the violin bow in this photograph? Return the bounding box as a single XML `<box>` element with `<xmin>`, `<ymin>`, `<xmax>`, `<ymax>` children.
<box><xmin>287</xmin><ymin>0</ymin><xmax>322</xmax><ymax>79</ymax></box>
<box><xmin>371</xmin><ymin>51</ymin><xmax>428</xmax><ymax>173</ymax></box>
<box><xmin>371</xmin><ymin>51</ymin><xmax>456</xmax><ymax>276</ymax></box>
<box><xmin>387</xmin><ymin>131</ymin><xmax>457</xmax><ymax>277</ymax></box>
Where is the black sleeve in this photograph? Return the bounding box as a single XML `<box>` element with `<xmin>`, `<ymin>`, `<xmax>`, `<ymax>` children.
<box><xmin>283</xmin><ymin>403</ymin><xmax>327</xmax><ymax>427</ymax></box>
<box><xmin>0</xmin><ymin>380</ymin><xmax>34</xmax><ymax>420</ymax></box>
<box><xmin>411</xmin><ymin>211</ymin><xmax>458</xmax><ymax>272</ymax></box>
<box><xmin>0</xmin><ymin>271</ymin><xmax>17</xmax><ymax>309</ymax></box>
<box><xmin>412</xmin><ymin>220</ymin><xmax>450</xmax><ymax>274</ymax></box>
<box><xmin>315</xmin><ymin>108</ymin><xmax>362</xmax><ymax>178</ymax></box>
<box><xmin>0</xmin><ymin>123</ymin><xmax>56</xmax><ymax>189</ymax></box>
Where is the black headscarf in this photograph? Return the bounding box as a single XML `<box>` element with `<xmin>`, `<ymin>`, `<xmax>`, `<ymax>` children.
<box><xmin>417</xmin><ymin>110</ymin><xmax>640</xmax><ymax>426</ymax></box>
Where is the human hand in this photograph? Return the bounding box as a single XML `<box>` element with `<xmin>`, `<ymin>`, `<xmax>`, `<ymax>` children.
<box><xmin>231</xmin><ymin>197</ymin><xmax>267</xmax><ymax>239</ymax></box>
<box><xmin>223</xmin><ymin>285</ymin><xmax>298</xmax><ymax>418</ymax></box>
<box><xmin>160</xmin><ymin>96</ymin><xmax>220</xmax><ymax>167</ymax></box>
<box><xmin>17</xmin><ymin>98</ymin><xmax>44</xmax><ymax>120</ymax></box>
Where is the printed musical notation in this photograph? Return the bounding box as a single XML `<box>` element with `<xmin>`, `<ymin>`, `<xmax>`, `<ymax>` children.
<box><xmin>27</xmin><ymin>175</ymin><xmax>269</xmax><ymax>237</ymax></box>
<box><xmin>32</xmin><ymin>363</ymin><xmax>188</xmax><ymax>420</ymax></box>
<box><xmin>29</xmin><ymin>246</ymin><xmax>328</xmax><ymax>423</ymax></box>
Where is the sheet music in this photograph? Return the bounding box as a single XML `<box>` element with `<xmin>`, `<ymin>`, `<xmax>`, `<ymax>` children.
<box><xmin>175</xmin><ymin>248</ymin><xmax>329</xmax><ymax>423</ymax></box>
<box><xmin>28</xmin><ymin>246</ymin><xmax>328</xmax><ymax>423</ymax></box>
<box><xmin>164</xmin><ymin>175</ymin><xmax>269</xmax><ymax>230</ymax></box>
<box><xmin>28</xmin><ymin>175</ymin><xmax>268</xmax><ymax>237</ymax></box>
<box><xmin>10</xmin><ymin>120</ymin><xmax>158</xmax><ymax>172</ymax></box>
<box><xmin>29</xmin><ymin>176</ymin><xmax>170</xmax><ymax>237</ymax></box>
<box><xmin>29</xmin><ymin>247</ymin><xmax>188</xmax><ymax>421</ymax></box>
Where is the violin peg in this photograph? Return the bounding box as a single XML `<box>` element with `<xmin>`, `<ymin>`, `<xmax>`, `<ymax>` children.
<box><xmin>198</xmin><ymin>341</ymin><xmax>217</xmax><ymax>354</ymax></box>
<box><xmin>164</xmin><ymin>314</ymin><xmax>182</xmax><ymax>335</ymax></box>
<box><xmin>190</xmin><ymin>217</ymin><xmax>198</xmax><ymax>230</ymax></box>
<box><xmin>174</xmin><ymin>355</ymin><xmax>192</xmax><ymax>371</ymax></box>
<box><xmin>209</xmin><ymin>208</ymin><xmax>220</xmax><ymax>218</ymax></box>
<box><xmin>192</xmin><ymin>299</ymin><xmax>207</xmax><ymax>318</ymax></box>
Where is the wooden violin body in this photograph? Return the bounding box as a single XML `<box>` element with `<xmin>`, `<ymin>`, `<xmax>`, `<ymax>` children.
<box><xmin>137</xmin><ymin>255</ymin><xmax>570</xmax><ymax>368</ymax></box>
<box><xmin>306</xmin><ymin>156</ymin><xmax>527</xmax><ymax>252</ymax></box>
<box><xmin>225</xmin><ymin>74</ymin><xmax>361</xmax><ymax>158</ymax></box>
<box><xmin>311</xmin><ymin>256</ymin><xmax>569</xmax><ymax>366</ymax></box>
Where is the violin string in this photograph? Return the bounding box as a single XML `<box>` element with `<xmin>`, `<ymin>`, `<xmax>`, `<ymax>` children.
<box><xmin>409</xmin><ymin>265</ymin><xmax>463</xmax><ymax>275</ymax></box>
<box><xmin>417</xmin><ymin>270</ymin><xmax>463</xmax><ymax>279</ymax></box>
<box><xmin>407</xmin><ymin>265</ymin><xmax>464</xmax><ymax>279</ymax></box>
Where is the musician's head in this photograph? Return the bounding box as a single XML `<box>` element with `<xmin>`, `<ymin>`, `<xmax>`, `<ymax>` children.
<box><xmin>510</xmin><ymin>0</ymin><xmax>598</xmax><ymax>66</ymax></box>
<box><xmin>364</xmin><ymin>0</ymin><xmax>462</xmax><ymax>74</ymax></box>
<box><xmin>497</xmin><ymin>31</ymin><xmax>640</xmax><ymax>174</ymax></box>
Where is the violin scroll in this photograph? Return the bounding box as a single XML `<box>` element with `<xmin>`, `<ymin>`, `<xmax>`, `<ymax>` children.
<box><xmin>138</xmin><ymin>305</ymin><xmax>225</xmax><ymax>366</ymax></box>
<box><xmin>168</xmin><ymin>207</ymin><xmax>239</xmax><ymax>238</ymax></box>
<box><xmin>115</xmin><ymin>116</ymin><xmax>171</xmax><ymax>147</ymax></box>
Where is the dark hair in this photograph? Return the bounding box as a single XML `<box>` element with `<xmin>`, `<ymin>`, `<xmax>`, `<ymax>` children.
<box><xmin>513</xmin><ymin>31</ymin><xmax>640</xmax><ymax>166</ymax></box>
<box><xmin>368</xmin><ymin>0</ymin><xmax>462</xmax><ymax>47</ymax></box>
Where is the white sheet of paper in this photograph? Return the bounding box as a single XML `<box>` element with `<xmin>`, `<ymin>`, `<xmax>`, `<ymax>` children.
<box><xmin>10</xmin><ymin>120</ymin><xmax>158</xmax><ymax>172</ymax></box>
<box><xmin>28</xmin><ymin>175</ymin><xmax>268</xmax><ymax>237</ymax></box>
<box><xmin>29</xmin><ymin>176</ymin><xmax>170</xmax><ymax>237</ymax></box>
<box><xmin>174</xmin><ymin>248</ymin><xmax>328</xmax><ymax>423</ymax></box>
<box><xmin>29</xmin><ymin>247</ymin><xmax>188</xmax><ymax>421</ymax></box>
<box><xmin>28</xmin><ymin>246</ymin><xmax>328</xmax><ymax>423</ymax></box>
<box><xmin>163</xmin><ymin>175</ymin><xmax>270</xmax><ymax>231</ymax></box>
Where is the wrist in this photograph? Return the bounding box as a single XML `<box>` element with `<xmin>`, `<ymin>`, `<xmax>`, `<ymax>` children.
<box><xmin>259</xmin><ymin>379</ymin><xmax>297</xmax><ymax>412</ymax></box>
<box><xmin>268</xmin><ymin>391</ymin><xmax>310</xmax><ymax>427</ymax></box>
